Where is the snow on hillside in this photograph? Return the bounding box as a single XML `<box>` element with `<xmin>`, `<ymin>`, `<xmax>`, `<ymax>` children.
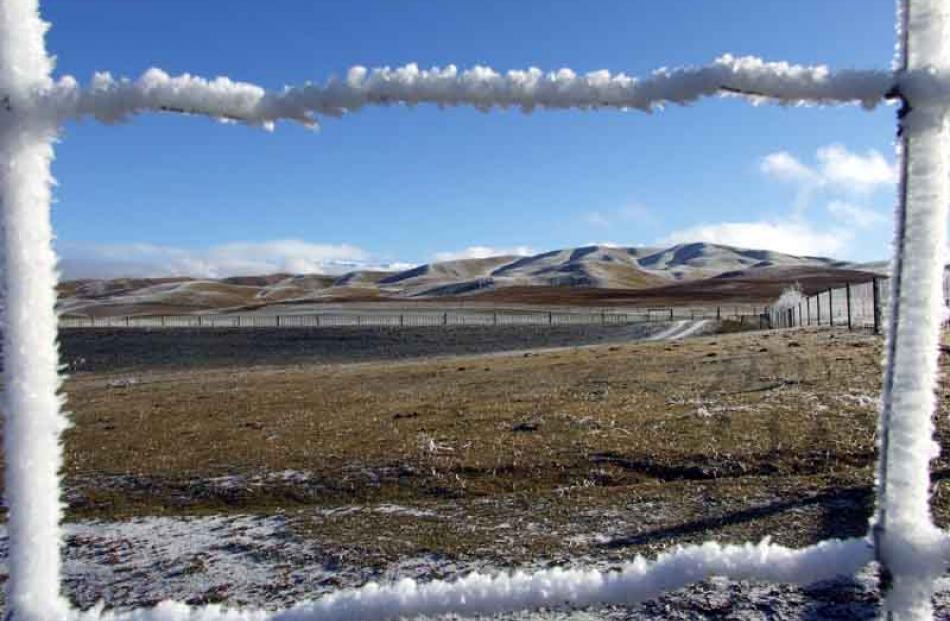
<box><xmin>633</xmin><ymin>243</ymin><xmax>848</xmax><ymax>280</ymax></box>
<box><xmin>58</xmin><ymin>280</ymin><xmax>261</xmax><ymax>316</ymax></box>
<box><xmin>58</xmin><ymin>242</ymin><xmax>869</xmax><ymax>317</ymax></box>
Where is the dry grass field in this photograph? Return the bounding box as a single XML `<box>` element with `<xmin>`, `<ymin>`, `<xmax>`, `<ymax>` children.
<box><xmin>53</xmin><ymin>326</ymin><xmax>950</xmax><ymax>573</ymax></box>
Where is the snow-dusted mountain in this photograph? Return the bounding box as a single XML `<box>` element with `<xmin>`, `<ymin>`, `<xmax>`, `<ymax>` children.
<box><xmin>632</xmin><ymin>243</ymin><xmax>853</xmax><ymax>278</ymax></box>
<box><xmin>59</xmin><ymin>242</ymin><xmax>881</xmax><ymax>317</ymax></box>
<box><xmin>376</xmin><ymin>242</ymin><xmax>861</xmax><ymax>296</ymax></box>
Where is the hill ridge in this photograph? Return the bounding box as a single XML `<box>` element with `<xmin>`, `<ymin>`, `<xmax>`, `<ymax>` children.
<box><xmin>58</xmin><ymin>242</ymin><xmax>883</xmax><ymax>317</ymax></box>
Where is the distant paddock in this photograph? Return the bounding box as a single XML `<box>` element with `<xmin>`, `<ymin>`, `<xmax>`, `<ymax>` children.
<box><xmin>53</xmin><ymin>322</ymin><xmax>715</xmax><ymax>374</ymax></box>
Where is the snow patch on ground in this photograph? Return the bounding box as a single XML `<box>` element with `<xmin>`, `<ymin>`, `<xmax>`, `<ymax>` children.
<box><xmin>646</xmin><ymin>320</ymin><xmax>712</xmax><ymax>341</ymax></box>
<box><xmin>317</xmin><ymin>504</ymin><xmax>441</xmax><ymax>519</ymax></box>
<box><xmin>0</xmin><ymin>513</ymin><xmax>947</xmax><ymax>618</ymax></box>
<box><xmin>0</xmin><ymin>513</ymin><xmax>467</xmax><ymax>610</ymax></box>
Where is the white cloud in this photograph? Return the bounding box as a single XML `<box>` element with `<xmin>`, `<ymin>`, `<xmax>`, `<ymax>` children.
<box><xmin>760</xmin><ymin>151</ymin><xmax>817</xmax><ymax>184</ymax></box>
<box><xmin>725</xmin><ymin>143</ymin><xmax>895</xmax><ymax>259</ymax></box>
<box><xmin>57</xmin><ymin>239</ymin><xmax>380</xmax><ymax>279</ymax></box>
<box><xmin>662</xmin><ymin>220</ymin><xmax>849</xmax><ymax>257</ymax></box>
<box><xmin>816</xmin><ymin>144</ymin><xmax>897</xmax><ymax>190</ymax></box>
<box><xmin>654</xmin><ymin>144</ymin><xmax>893</xmax><ymax>262</ymax></box>
<box><xmin>826</xmin><ymin>200</ymin><xmax>888</xmax><ymax>228</ymax></box>
<box><xmin>761</xmin><ymin>143</ymin><xmax>896</xmax><ymax>193</ymax></box>
<box><xmin>432</xmin><ymin>245</ymin><xmax>535</xmax><ymax>262</ymax></box>
<box><xmin>381</xmin><ymin>261</ymin><xmax>418</xmax><ymax>272</ymax></box>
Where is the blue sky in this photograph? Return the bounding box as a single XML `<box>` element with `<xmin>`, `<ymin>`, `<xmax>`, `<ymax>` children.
<box><xmin>44</xmin><ymin>1</ymin><xmax>900</xmax><ymax>278</ymax></box>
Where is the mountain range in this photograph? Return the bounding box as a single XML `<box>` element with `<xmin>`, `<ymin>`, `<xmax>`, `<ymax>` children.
<box><xmin>59</xmin><ymin>242</ymin><xmax>886</xmax><ymax>317</ymax></box>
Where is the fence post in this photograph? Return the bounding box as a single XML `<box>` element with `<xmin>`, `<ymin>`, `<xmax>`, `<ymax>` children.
<box><xmin>716</xmin><ymin>306</ymin><xmax>721</xmax><ymax>320</ymax></box>
<box><xmin>669</xmin><ymin>308</ymin><xmax>674</xmax><ymax>320</ymax></box>
<box><xmin>443</xmin><ymin>312</ymin><xmax>448</xmax><ymax>326</ymax></box>
<box><xmin>828</xmin><ymin>289</ymin><xmax>833</xmax><ymax>327</ymax></box>
<box><xmin>548</xmin><ymin>311</ymin><xmax>553</xmax><ymax>325</ymax></box>
<box><xmin>845</xmin><ymin>283</ymin><xmax>852</xmax><ymax>331</ymax></box>
<box><xmin>872</xmin><ymin>277</ymin><xmax>882</xmax><ymax>335</ymax></box>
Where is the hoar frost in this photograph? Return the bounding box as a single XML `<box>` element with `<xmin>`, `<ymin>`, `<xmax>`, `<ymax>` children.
<box><xmin>2</xmin><ymin>0</ymin><xmax>950</xmax><ymax>619</ymax></box>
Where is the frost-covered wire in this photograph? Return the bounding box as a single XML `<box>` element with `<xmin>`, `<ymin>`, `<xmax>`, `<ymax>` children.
<box><xmin>2</xmin><ymin>0</ymin><xmax>950</xmax><ymax>620</ymax></box>
<box><xmin>0</xmin><ymin>2</ymin><xmax>70</xmax><ymax>621</ymax></box>
<box><xmin>873</xmin><ymin>1</ymin><xmax>950</xmax><ymax>619</ymax></box>
<box><xmin>72</xmin><ymin>537</ymin><xmax>872</xmax><ymax>621</ymax></box>
<box><xmin>35</xmin><ymin>55</ymin><xmax>897</xmax><ymax>129</ymax></box>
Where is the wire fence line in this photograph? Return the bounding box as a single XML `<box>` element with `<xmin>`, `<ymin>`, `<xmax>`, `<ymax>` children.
<box><xmin>768</xmin><ymin>278</ymin><xmax>887</xmax><ymax>333</ymax></box>
<box><xmin>58</xmin><ymin>305</ymin><xmax>770</xmax><ymax>330</ymax></box>
<box><xmin>768</xmin><ymin>274</ymin><xmax>950</xmax><ymax>333</ymax></box>
<box><xmin>57</xmin><ymin>277</ymin><xmax>931</xmax><ymax>335</ymax></box>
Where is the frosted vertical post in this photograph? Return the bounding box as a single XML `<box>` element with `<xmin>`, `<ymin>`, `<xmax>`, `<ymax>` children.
<box><xmin>0</xmin><ymin>0</ymin><xmax>939</xmax><ymax>617</ymax></box>
<box><xmin>0</xmin><ymin>2</ymin><xmax>67</xmax><ymax>620</ymax></box>
<box><xmin>875</xmin><ymin>1</ymin><xmax>950</xmax><ymax>619</ymax></box>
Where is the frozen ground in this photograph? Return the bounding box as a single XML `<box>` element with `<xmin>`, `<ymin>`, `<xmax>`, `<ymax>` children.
<box><xmin>0</xmin><ymin>512</ymin><xmax>946</xmax><ymax>619</ymax></box>
<box><xmin>19</xmin><ymin>327</ymin><xmax>947</xmax><ymax>619</ymax></box>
